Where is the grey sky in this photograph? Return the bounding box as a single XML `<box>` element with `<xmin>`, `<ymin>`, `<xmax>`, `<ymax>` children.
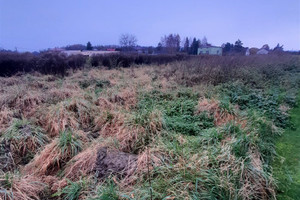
<box><xmin>0</xmin><ymin>0</ymin><xmax>299</xmax><ymax>51</ymax></box>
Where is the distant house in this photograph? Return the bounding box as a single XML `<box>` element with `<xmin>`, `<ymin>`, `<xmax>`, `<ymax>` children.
<box><xmin>245</xmin><ymin>48</ymin><xmax>250</xmax><ymax>56</ymax></box>
<box><xmin>257</xmin><ymin>49</ymin><xmax>268</xmax><ymax>55</ymax></box>
<box><xmin>61</xmin><ymin>50</ymin><xmax>119</xmax><ymax>57</ymax></box>
<box><xmin>256</xmin><ymin>44</ymin><xmax>269</xmax><ymax>55</ymax></box>
<box><xmin>198</xmin><ymin>46</ymin><xmax>222</xmax><ymax>56</ymax></box>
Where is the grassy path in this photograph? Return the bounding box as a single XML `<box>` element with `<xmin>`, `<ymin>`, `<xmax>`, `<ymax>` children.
<box><xmin>274</xmin><ymin>93</ymin><xmax>300</xmax><ymax>200</ymax></box>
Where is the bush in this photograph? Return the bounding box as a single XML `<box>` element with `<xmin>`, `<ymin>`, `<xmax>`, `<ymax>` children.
<box><xmin>159</xmin><ymin>54</ymin><xmax>300</xmax><ymax>87</ymax></box>
<box><xmin>0</xmin><ymin>51</ymin><xmax>87</xmax><ymax>77</ymax></box>
<box><xmin>90</xmin><ymin>53</ymin><xmax>189</xmax><ymax>68</ymax></box>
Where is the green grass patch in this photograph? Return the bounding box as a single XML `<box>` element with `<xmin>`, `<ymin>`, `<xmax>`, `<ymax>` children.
<box><xmin>136</xmin><ymin>89</ymin><xmax>214</xmax><ymax>136</ymax></box>
<box><xmin>273</xmin><ymin>93</ymin><xmax>300</xmax><ymax>199</ymax></box>
<box><xmin>53</xmin><ymin>179</ymin><xmax>86</xmax><ymax>200</ymax></box>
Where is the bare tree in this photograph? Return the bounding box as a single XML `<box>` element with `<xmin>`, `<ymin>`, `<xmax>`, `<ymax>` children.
<box><xmin>160</xmin><ymin>33</ymin><xmax>181</xmax><ymax>54</ymax></box>
<box><xmin>119</xmin><ymin>34</ymin><xmax>137</xmax><ymax>51</ymax></box>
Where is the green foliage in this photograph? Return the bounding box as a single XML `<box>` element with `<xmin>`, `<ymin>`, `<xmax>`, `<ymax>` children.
<box><xmin>53</xmin><ymin>179</ymin><xmax>85</xmax><ymax>200</ymax></box>
<box><xmin>90</xmin><ymin>181</ymin><xmax>119</xmax><ymax>200</ymax></box>
<box><xmin>136</xmin><ymin>90</ymin><xmax>214</xmax><ymax>136</ymax></box>
<box><xmin>79</xmin><ymin>79</ymin><xmax>110</xmax><ymax>93</ymax></box>
<box><xmin>200</xmin><ymin>128</ymin><xmax>223</xmax><ymax>146</ymax></box>
<box><xmin>232</xmin><ymin>134</ymin><xmax>252</xmax><ymax>159</ymax></box>
<box><xmin>164</xmin><ymin>113</ymin><xmax>213</xmax><ymax>135</ymax></box>
<box><xmin>247</xmin><ymin>110</ymin><xmax>282</xmax><ymax>165</ymax></box>
<box><xmin>1</xmin><ymin>172</ymin><xmax>13</xmax><ymax>189</ymax></box>
<box><xmin>164</xmin><ymin>101</ymin><xmax>214</xmax><ymax>135</ymax></box>
<box><xmin>59</xmin><ymin>130</ymin><xmax>82</xmax><ymax>157</ymax></box>
<box><xmin>191</xmin><ymin>169</ymin><xmax>236</xmax><ymax>200</ymax></box>
<box><xmin>0</xmin><ymin>172</ymin><xmax>14</xmax><ymax>199</ymax></box>
<box><xmin>220</xmin><ymin>82</ymin><xmax>292</xmax><ymax>128</ymax></box>
<box><xmin>79</xmin><ymin>80</ymin><xmax>91</xmax><ymax>89</ymax></box>
<box><xmin>219</xmin><ymin>122</ymin><xmax>244</xmax><ymax>137</ymax></box>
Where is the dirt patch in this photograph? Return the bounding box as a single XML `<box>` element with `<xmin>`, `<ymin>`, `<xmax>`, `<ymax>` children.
<box><xmin>94</xmin><ymin>147</ymin><xmax>137</xmax><ymax>179</ymax></box>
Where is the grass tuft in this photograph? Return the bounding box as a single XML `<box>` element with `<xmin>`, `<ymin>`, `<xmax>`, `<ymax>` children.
<box><xmin>1</xmin><ymin>119</ymin><xmax>49</xmax><ymax>166</ymax></box>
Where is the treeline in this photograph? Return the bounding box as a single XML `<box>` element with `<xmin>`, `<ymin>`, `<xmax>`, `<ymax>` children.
<box><xmin>157</xmin><ymin>34</ymin><xmax>209</xmax><ymax>55</ymax></box>
<box><xmin>0</xmin><ymin>51</ymin><xmax>189</xmax><ymax>77</ymax></box>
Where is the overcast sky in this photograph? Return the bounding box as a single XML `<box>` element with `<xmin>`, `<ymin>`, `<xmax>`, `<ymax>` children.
<box><xmin>0</xmin><ymin>0</ymin><xmax>299</xmax><ymax>51</ymax></box>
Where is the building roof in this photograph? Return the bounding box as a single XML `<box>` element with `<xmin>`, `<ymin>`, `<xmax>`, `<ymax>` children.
<box><xmin>257</xmin><ymin>49</ymin><xmax>268</xmax><ymax>54</ymax></box>
<box><xmin>198</xmin><ymin>46</ymin><xmax>222</xmax><ymax>49</ymax></box>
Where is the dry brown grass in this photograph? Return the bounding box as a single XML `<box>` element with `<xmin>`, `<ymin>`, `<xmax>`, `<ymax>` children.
<box><xmin>250</xmin><ymin>148</ymin><xmax>263</xmax><ymax>171</ymax></box>
<box><xmin>239</xmin><ymin>166</ymin><xmax>276</xmax><ymax>200</ymax></box>
<box><xmin>0</xmin><ymin>82</ymin><xmax>46</xmax><ymax>118</ymax></box>
<box><xmin>64</xmin><ymin>145</ymin><xmax>98</xmax><ymax>180</ymax></box>
<box><xmin>0</xmin><ymin>85</ymin><xmax>27</xmax><ymax>108</ymax></box>
<box><xmin>117</xmin><ymin>87</ymin><xmax>137</xmax><ymax>110</ymax></box>
<box><xmin>38</xmin><ymin>103</ymin><xmax>79</xmax><ymax>137</ymax></box>
<box><xmin>96</xmin><ymin>112</ymin><xmax>141</xmax><ymax>152</ymax></box>
<box><xmin>147</xmin><ymin>109</ymin><xmax>163</xmax><ymax>134</ymax></box>
<box><xmin>0</xmin><ymin>107</ymin><xmax>13</xmax><ymax>133</ymax></box>
<box><xmin>5</xmin><ymin>133</ymin><xmax>48</xmax><ymax>166</ymax></box>
<box><xmin>0</xmin><ymin>77</ymin><xmax>23</xmax><ymax>87</ymax></box>
<box><xmin>46</xmin><ymin>87</ymin><xmax>81</xmax><ymax>103</ymax></box>
<box><xmin>23</xmin><ymin>133</ymin><xmax>82</xmax><ymax>176</ymax></box>
<box><xmin>95</xmin><ymin>97</ymin><xmax>114</xmax><ymax>110</ymax></box>
<box><xmin>197</xmin><ymin>98</ymin><xmax>232</xmax><ymax>126</ymax></box>
<box><xmin>0</xmin><ymin>175</ymin><xmax>45</xmax><ymax>200</ymax></box>
<box><xmin>23</xmin><ymin>139</ymin><xmax>62</xmax><ymax>176</ymax></box>
<box><xmin>218</xmin><ymin>135</ymin><xmax>273</xmax><ymax>200</ymax></box>
<box><xmin>38</xmin><ymin>98</ymin><xmax>97</xmax><ymax>137</ymax></box>
<box><xmin>130</xmin><ymin>67</ymin><xmax>153</xmax><ymax>88</ymax></box>
<box><xmin>15</xmin><ymin>91</ymin><xmax>44</xmax><ymax>117</ymax></box>
<box><xmin>136</xmin><ymin>148</ymin><xmax>162</xmax><ymax>173</ymax></box>
<box><xmin>96</xmin><ymin>109</ymin><xmax>163</xmax><ymax>153</ymax></box>
<box><xmin>197</xmin><ymin>98</ymin><xmax>247</xmax><ymax>127</ymax></box>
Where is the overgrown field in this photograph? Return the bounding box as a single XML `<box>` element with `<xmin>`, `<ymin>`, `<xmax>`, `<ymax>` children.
<box><xmin>0</xmin><ymin>55</ymin><xmax>299</xmax><ymax>200</ymax></box>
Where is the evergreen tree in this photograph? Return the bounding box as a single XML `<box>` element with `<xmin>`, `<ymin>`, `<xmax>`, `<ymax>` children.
<box><xmin>190</xmin><ymin>38</ymin><xmax>199</xmax><ymax>55</ymax></box>
<box><xmin>223</xmin><ymin>42</ymin><xmax>233</xmax><ymax>53</ymax></box>
<box><xmin>86</xmin><ymin>42</ymin><xmax>93</xmax><ymax>50</ymax></box>
<box><xmin>184</xmin><ymin>37</ymin><xmax>189</xmax><ymax>53</ymax></box>
<box><xmin>156</xmin><ymin>42</ymin><xmax>163</xmax><ymax>52</ymax></box>
<box><xmin>234</xmin><ymin>39</ymin><xmax>243</xmax><ymax>52</ymax></box>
